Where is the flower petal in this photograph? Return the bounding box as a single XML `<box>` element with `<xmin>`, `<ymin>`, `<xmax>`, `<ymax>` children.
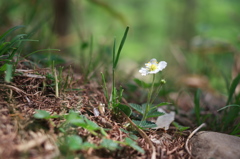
<box><xmin>158</xmin><ymin>61</ymin><xmax>167</xmax><ymax>71</ymax></box>
<box><xmin>139</xmin><ymin>68</ymin><xmax>149</xmax><ymax>76</ymax></box>
<box><xmin>149</xmin><ymin>58</ymin><xmax>158</xmax><ymax>64</ymax></box>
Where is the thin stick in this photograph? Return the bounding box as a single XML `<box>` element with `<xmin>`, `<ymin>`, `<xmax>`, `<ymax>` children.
<box><xmin>185</xmin><ymin>123</ymin><xmax>206</xmax><ymax>156</ymax></box>
<box><xmin>54</xmin><ymin>68</ymin><xmax>59</xmax><ymax>97</ymax></box>
<box><xmin>120</xmin><ymin>111</ymin><xmax>156</xmax><ymax>159</ymax></box>
<box><xmin>0</xmin><ymin>84</ymin><xmax>33</xmax><ymax>96</ymax></box>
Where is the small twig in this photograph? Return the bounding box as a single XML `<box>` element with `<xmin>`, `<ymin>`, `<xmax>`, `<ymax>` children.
<box><xmin>185</xmin><ymin>123</ymin><xmax>206</xmax><ymax>156</ymax></box>
<box><xmin>120</xmin><ymin>111</ymin><xmax>156</xmax><ymax>159</ymax></box>
<box><xmin>0</xmin><ymin>84</ymin><xmax>34</xmax><ymax>96</ymax></box>
<box><xmin>15</xmin><ymin>135</ymin><xmax>48</xmax><ymax>152</ymax></box>
<box><xmin>53</xmin><ymin>68</ymin><xmax>59</xmax><ymax>97</ymax></box>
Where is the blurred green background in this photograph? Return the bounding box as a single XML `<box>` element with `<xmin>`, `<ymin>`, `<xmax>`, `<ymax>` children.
<box><xmin>1</xmin><ymin>0</ymin><xmax>240</xmax><ymax>94</ymax></box>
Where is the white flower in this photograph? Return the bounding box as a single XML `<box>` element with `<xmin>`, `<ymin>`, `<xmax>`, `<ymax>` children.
<box><xmin>139</xmin><ymin>58</ymin><xmax>167</xmax><ymax>76</ymax></box>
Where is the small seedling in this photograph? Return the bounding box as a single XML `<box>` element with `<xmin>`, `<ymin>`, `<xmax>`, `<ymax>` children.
<box><xmin>33</xmin><ymin>109</ymin><xmax>144</xmax><ymax>154</ymax></box>
<box><xmin>101</xmin><ymin>27</ymin><xmax>132</xmax><ymax>117</ymax></box>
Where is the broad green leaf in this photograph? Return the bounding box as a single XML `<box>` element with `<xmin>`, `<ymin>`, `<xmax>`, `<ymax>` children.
<box><xmin>49</xmin><ymin>114</ymin><xmax>61</xmax><ymax>119</ymax></box>
<box><xmin>84</xmin><ymin>117</ymin><xmax>99</xmax><ymax>131</ymax></box>
<box><xmin>227</xmin><ymin>74</ymin><xmax>240</xmax><ymax>104</ymax></box>
<box><xmin>129</xmin><ymin>103</ymin><xmax>143</xmax><ymax>114</ymax></box>
<box><xmin>132</xmin><ymin>120</ymin><xmax>157</xmax><ymax>128</ymax></box>
<box><xmin>100</xmin><ymin>139</ymin><xmax>119</xmax><ymax>151</ymax></box>
<box><xmin>81</xmin><ymin>142</ymin><xmax>97</xmax><ymax>150</ymax></box>
<box><xmin>66</xmin><ymin>135</ymin><xmax>83</xmax><ymax>150</ymax></box>
<box><xmin>141</xmin><ymin>103</ymin><xmax>148</xmax><ymax>114</ymax></box>
<box><xmin>116</xmin><ymin>104</ymin><xmax>132</xmax><ymax>116</ymax></box>
<box><xmin>124</xmin><ymin>137</ymin><xmax>144</xmax><ymax>154</ymax></box>
<box><xmin>172</xmin><ymin>122</ymin><xmax>190</xmax><ymax>131</ymax></box>
<box><xmin>33</xmin><ymin>110</ymin><xmax>51</xmax><ymax>119</ymax></box>
<box><xmin>151</xmin><ymin>102</ymin><xmax>171</xmax><ymax>109</ymax></box>
<box><xmin>65</xmin><ymin>112</ymin><xmax>85</xmax><ymax>126</ymax></box>
<box><xmin>100</xmin><ymin>127</ymin><xmax>108</xmax><ymax>137</ymax></box>
<box><xmin>120</xmin><ymin>128</ymin><xmax>138</xmax><ymax>140</ymax></box>
<box><xmin>146</xmin><ymin>110</ymin><xmax>164</xmax><ymax>118</ymax></box>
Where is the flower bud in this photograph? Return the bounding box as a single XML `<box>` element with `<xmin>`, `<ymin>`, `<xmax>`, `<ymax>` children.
<box><xmin>160</xmin><ymin>79</ymin><xmax>166</xmax><ymax>84</ymax></box>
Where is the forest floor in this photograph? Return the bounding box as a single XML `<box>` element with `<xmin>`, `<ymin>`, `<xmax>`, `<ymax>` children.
<box><xmin>0</xmin><ymin>60</ymin><xmax>204</xmax><ymax>159</ymax></box>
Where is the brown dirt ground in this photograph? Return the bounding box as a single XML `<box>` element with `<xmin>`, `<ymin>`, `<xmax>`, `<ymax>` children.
<box><xmin>0</xmin><ymin>62</ymin><xmax>191</xmax><ymax>159</ymax></box>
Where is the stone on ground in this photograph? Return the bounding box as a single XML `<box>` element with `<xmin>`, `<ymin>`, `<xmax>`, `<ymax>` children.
<box><xmin>189</xmin><ymin>131</ymin><xmax>240</xmax><ymax>159</ymax></box>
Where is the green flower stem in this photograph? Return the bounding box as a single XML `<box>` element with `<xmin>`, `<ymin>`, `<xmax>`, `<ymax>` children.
<box><xmin>142</xmin><ymin>74</ymin><xmax>156</xmax><ymax>122</ymax></box>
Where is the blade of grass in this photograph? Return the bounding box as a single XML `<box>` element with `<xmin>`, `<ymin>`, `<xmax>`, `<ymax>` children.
<box><xmin>227</xmin><ymin>74</ymin><xmax>240</xmax><ymax>105</ymax></box>
<box><xmin>0</xmin><ymin>25</ymin><xmax>25</xmax><ymax>41</ymax></box>
<box><xmin>113</xmin><ymin>26</ymin><xmax>129</xmax><ymax>69</ymax></box>
<box><xmin>111</xmin><ymin>39</ymin><xmax>116</xmax><ymax>105</ymax></box>
<box><xmin>23</xmin><ymin>49</ymin><xmax>60</xmax><ymax>58</ymax></box>
<box><xmin>217</xmin><ymin>104</ymin><xmax>240</xmax><ymax>112</ymax></box>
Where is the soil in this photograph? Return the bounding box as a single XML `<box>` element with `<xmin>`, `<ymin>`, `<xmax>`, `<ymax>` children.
<box><xmin>0</xmin><ymin>61</ymin><xmax>192</xmax><ymax>159</ymax></box>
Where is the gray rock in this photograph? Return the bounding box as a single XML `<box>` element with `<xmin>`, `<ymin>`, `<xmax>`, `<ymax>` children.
<box><xmin>189</xmin><ymin>131</ymin><xmax>240</xmax><ymax>159</ymax></box>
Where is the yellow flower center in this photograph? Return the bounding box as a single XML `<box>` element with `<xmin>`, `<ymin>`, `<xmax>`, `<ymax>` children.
<box><xmin>149</xmin><ymin>64</ymin><xmax>157</xmax><ymax>71</ymax></box>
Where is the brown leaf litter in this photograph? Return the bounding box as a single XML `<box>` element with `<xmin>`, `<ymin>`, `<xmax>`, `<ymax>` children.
<box><xmin>0</xmin><ymin>64</ymin><xmax>191</xmax><ymax>159</ymax></box>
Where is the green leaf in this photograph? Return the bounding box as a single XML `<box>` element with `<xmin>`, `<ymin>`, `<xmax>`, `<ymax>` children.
<box><xmin>81</xmin><ymin>142</ymin><xmax>97</xmax><ymax>150</ymax></box>
<box><xmin>33</xmin><ymin>110</ymin><xmax>51</xmax><ymax>119</ymax></box>
<box><xmin>152</xmin><ymin>102</ymin><xmax>171</xmax><ymax>109</ymax></box>
<box><xmin>231</xmin><ymin>122</ymin><xmax>240</xmax><ymax>136</ymax></box>
<box><xmin>4</xmin><ymin>64</ymin><xmax>12</xmax><ymax>83</ymax></box>
<box><xmin>66</xmin><ymin>135</ymin><xmax>83</xmax><ymax>150</ymax></box>
<box><xmin>116</xmin><ymin>104</ymin><xmax>132</xmax><ymax>116</ymax></box>
<box><xmin>222</xmin><ymin>106</ymin><xmax>240</xmax><ymax>131</ymax></box>
<box><xmin>141</xmin><ymin>103</ymin><xmax>148</xmax><ymax>114</ymax></box>
<box><xmin>0</xmin><ymin>42</ymin><xmax>10</xmax><ymax>51</ymax></box>
<box><xmin>49</xmin><ymin>114</ymin><xmax>61</xmax><ymax>119</ymax></box>
<box><xmin>0</xmin><ymin>25</ymin><xmax>25</xmax><ymax>41</ymax></box>
<box><xmin>172</xmin><ymin>122</ymin><xmax>190</xmax><ymax>132</ymax></box>
<box><xmin>113</xmin><ymin>26</ymin><xmax>129</xmax><ymax>69</ymax></box>
<box><xmin>132</xmin><ymin>120</ymin><xmax>157</xmax><ymax>128</ymax></box>
<box><xmin>100</xmin><ymin>127</ymin><xmax>108</xmax><ymax>137</ymax></box>
<box><xmin>217</xmin><ymin>104</ymin><xmax>240</xmax><ymax>112</ymax></box>
<box><xmin>23</xmin><ymin>49</ymin><xmax>60</xmax><ymax>58</ymax></box>
<box><xmin>124</xmin><ymin>137</ymin><xmax>145</xmax><ymax>154</ymax></box>
<box><xmin>227</xmin><ymin>74</ymin><xmax>240</xmax><ymax>104</ymax></box>
<box><xmin>84</xmin><ymin>117</ymin><xmax>99</xmax><ymax>131</ymax></box>
<box><xmin>120</xmin><ymin>128</ymin><xmax>138</xmax><ymax>140</ymax></box>
<box><xmin>65</xmin><ymin>112</ymin><xmax>85</xmax><ymax>126</ymax></box>
<box><xmin>146</xmin><ymin>110</ymin><xmax>164</xmax><ymax>118</ymax></box>
<box><xmin>0</xmin><ymin>64</ymin><xmax>7</xmax><ymax>72</ymax></box>
<box><xmin>129</xmin><ymin>103</ymin><xmax>143</xmax><ymax>114</ymax></box>
<box><xmin>100</xmin><ymin>139</ymin><xmax>119</xmax><ymax>151</ymax></box>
